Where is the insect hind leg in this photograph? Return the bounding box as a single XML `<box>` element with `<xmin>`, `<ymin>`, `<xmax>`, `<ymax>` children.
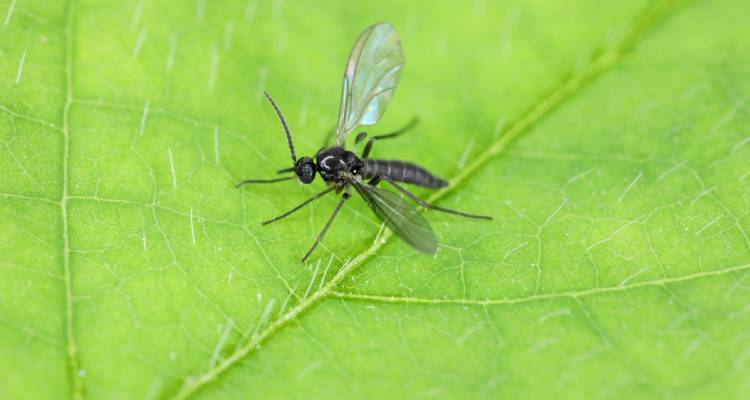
<box><xmin>367</xmin><ymin>176</ymin><xmax>382</xmax><ymax>186</ymax></box>
<box><xmin>382</xmin><ymin>177</ymin><xmax>492</xmax><ymax>220</ymax></box>
<box><xmin>359</xmin><ymin>117</ymin><xmax>419</xmax><ymax>158</ymax></box>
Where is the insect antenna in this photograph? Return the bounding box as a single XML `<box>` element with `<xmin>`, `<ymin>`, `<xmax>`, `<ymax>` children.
<box><xmin>263</xmin><ymin>91</ymin><xmax>297</xmax><ymax>163</ymax></box>
<box><xmin>235</xmin><ymin>176</ymin><xmax>295</xmax><ymax>188</ymax></box>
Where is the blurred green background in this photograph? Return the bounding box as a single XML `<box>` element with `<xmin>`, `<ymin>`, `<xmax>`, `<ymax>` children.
<box><xmin>1</xmin><ymin>0</ymin><xmax>749</xmax><ymax>399</ymax></box>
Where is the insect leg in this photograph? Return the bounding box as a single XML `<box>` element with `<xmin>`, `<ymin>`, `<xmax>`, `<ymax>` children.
<box><xmin>236</xmin><ymin>176</ymin><xmax>295</xmax><ymax>187</ymax></box>
<box><xmin>262</xmin><ymin>185</ymin><xmax>338</xmax><ymax>225</ymax></box>
<box><xmin>360</xmin><ymin>117</ymin><xmax>419</xmax><ymax>158</ymax></box>
<box><xmin>382</xmin><ymin>177</ymin><xmax>492</xmax><ymax>220</ymax></box>
<box><xmin>367</xmin><ymin>176</ymin><xmax>382</xmax><ymax>186</ymax></box>
<box><xmin>354</xmin><ymin>132</ymin><xmax>368</xmax><ymax>144</ymax></box>
<box><xmin>301</xmin><ymin>193</ymin><xmax>351</xmax><ymax>262</ymax></box>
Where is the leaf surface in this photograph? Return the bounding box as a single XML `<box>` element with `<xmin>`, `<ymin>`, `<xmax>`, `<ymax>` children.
<box><xmin>0</xmin><ymin>0</ymin><xmax>749</xmax><ymax>399</ymax></box>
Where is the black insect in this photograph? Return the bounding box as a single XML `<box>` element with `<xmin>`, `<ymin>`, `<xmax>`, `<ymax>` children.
<box><xmin>238</xmin><ymin>22</ymin><xmax>491</xmax><ymax>262</ymax></box>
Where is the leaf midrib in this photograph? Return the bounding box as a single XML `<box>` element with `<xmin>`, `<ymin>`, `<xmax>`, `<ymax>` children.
<box><xmin>61</xmin><ymin>1</ymin><xmax>82</xmax><ymax>399</ymax></box>
<box><xmin>169</xmin><ymin>1</ymin><xmax>692</xmax><ymax>398</ymax></box>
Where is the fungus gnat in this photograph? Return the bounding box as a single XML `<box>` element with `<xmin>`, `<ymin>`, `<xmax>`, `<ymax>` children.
<box><xmin>237</xmin><ymin>22</ymin><xmax>491</xmax><ymax>262</ymax></box>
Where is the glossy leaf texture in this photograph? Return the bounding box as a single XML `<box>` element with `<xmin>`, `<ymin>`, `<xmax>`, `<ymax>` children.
<box><xmin>0</xmin><ymin>1</ymin><xmax>748</xmax><ymax>399</ymax></box>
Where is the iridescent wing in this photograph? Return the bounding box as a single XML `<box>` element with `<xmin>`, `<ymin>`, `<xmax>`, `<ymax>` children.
<box><xmin>335</xmin><ymin>22</ymin><xmax>405</xmax><ymax>147</ymax></box>
<box><xmin>352</xmin><ymin>180</ymin><xmax>437</xmax><ymax>254</ymax></box>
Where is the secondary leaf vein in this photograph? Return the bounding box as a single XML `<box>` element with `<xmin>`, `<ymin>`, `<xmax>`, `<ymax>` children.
<box><xmin>169</xmin><ymin>1</ymin><xmax>691</xmax><ymax>398</ymax></box>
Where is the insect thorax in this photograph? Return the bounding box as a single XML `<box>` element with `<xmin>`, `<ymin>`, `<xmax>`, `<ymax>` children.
<box><xmin>315</xmin><ymin>146</ymin><xmax>363</xmax><ymax>182</ymax></box>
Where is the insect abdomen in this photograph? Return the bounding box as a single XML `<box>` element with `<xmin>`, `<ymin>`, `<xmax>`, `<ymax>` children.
<box><xmin>362</xmin><ymin>159</ymin><xmax>448</xmax><ymax>188</ymax></box>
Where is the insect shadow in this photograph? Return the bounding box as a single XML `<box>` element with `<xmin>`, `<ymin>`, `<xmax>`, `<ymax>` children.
<box><xmin>238</xmin><ymin>22</ymin><xmax>491</xmax><ymax>262</ymax></box>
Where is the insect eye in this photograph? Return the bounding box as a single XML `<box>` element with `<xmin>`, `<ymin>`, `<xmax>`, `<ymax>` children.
<box><xmin>295</xmin><ymin>157</ymin><xmax>316</xmax><ymax>184</ymax></box>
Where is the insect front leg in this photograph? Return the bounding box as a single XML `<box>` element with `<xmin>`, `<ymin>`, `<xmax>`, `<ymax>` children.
<box><xmin>262</xmin><ymin>185</ymin><xmax>338</xmax><ymax>225</ymax></box>
<box><xmin>236</xmin><ymin>176</ymin><xmax>294</xmax><ymax>187</ymax></box>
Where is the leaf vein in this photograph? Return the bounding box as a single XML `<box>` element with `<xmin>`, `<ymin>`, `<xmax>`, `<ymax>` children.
<box><xmin>169</xmin><ymin>1</ymin><xmax>691</xmax><ymax>398</ymax></box>
<box><xmin>61</xmin><ymin>1</ymin><xmax>83</xmax><ymax>398</ymax></box>
<box><xmin>329</xmin><ymin>262</ymin><xmax>750</xmax><ymax>306</ymax></box>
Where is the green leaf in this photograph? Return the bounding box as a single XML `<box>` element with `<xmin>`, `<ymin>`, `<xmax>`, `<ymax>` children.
<box><xmin>1</xmin><ymin>0</ymin><xmax>749</xmax><ymax>399</ymax></box>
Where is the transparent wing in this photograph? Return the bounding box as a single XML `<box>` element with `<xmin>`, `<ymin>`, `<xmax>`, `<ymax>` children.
<box><xmin>353</xmin><ymin>180</ymin><xmax>437</xmax><ymax>254</ymax></box>
<box><xmin>335</xmin><ymin>22</ymin><xmax>405</xmax><ymax>146</ymax></box>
